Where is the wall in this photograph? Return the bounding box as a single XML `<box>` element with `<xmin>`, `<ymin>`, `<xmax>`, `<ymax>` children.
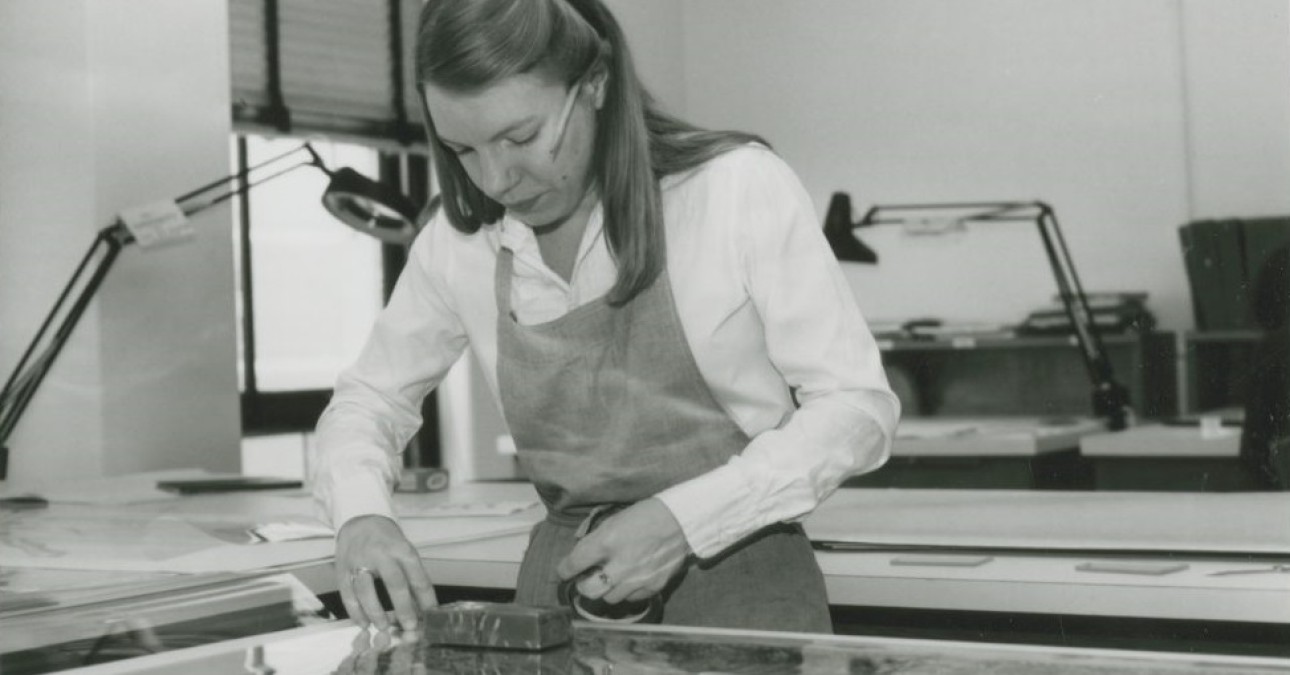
<box><xmin>1181</xmin><ymin>0</ymin><xmax>1290</xmax><ymax>218</ymax></box>
<box><xmin>604</xmin><ymin>0</ymin><xmax>687</xmax><ymax>115</ymax></box>
<box><xmin>0</xmin><ymin>0</ymin><xmax>241</xmax><ymax>483</ymax></box>
<box><xmin>680</xmin><ymin>0</ymin><xmax>1290</xmax><ymax>330</ymax></box>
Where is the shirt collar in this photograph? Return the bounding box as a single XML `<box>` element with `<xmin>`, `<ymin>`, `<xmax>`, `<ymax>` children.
<box><xmin>494</xmin><ymin>200</ymin><xmax>605</xmax><ymax>264</ymax></box>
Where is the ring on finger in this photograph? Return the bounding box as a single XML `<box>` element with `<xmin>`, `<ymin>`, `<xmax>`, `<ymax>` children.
<box><xmin>349</xmin><ymin>566</ymin><xmax>375</xmax><ymax>585</ymax></box>
<box><xmin>595</xmin><ymin>568</ymin><xmax>611</xmax><ymax>587</ymax></box>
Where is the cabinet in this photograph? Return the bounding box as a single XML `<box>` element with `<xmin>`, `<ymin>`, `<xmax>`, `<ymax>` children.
<box><xmin>860</xmin><ymin>330</ymin><xmax>1282</xmax><ymax>491</ymax></box>
<box><xmin>845</xmin><ymin>331</ymin><xmax>1176</xmax><ymax>490</ymax></box>
<box><xmin>878</xmin><ymin>331</ymin><xmax>1177</xmax><ymax>420</ymax></box>
<box><xmin>1080</xmin><ymin>424</ymin><xmax>1258</xmax><ymax>492</ymax></box>
<box><xmin>1181</xmin><ymin>330</ymin><xmax>1264</xmax><ymax>415</ymax></box>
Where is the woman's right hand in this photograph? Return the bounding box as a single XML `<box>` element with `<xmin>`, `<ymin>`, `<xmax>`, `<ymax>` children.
<box><xmin>335</xmin><ymin>514</ymin><xmax>438</xmax><ymax>631</ymax></box>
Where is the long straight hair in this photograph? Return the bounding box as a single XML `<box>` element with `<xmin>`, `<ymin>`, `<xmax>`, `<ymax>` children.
<box><xmin>415</xmin><ymin>0</ymin><xmax>766</xmax><ymax>305</ymax></box>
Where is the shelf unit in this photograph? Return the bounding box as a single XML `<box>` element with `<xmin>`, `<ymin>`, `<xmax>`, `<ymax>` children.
<box><xmin>1180</xmin><ymin>330</ymin><xmax>1264</xmax><ymax>415</ymax></box>
<box><xmin>877</xmin><ymin>331</ymin><xmax>1177</xmax><ymax>421</ymax></box>
<box><xmin>842</xmin><ymin>331</ymin><xmax>1175</xmax><ymax>490</ymax></box>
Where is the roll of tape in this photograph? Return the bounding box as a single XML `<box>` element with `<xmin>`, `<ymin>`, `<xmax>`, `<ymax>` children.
<box><xmin>558</xmin><ymin>575</ymin><xmax>662</xmax><ymax>624</ymax></box>
<box><xmin>556</xmin><ymin>504</ymin><xmax>663</xmax><ymax>624</ymax></box>
<box><xmin>395</xmin><ymin>467</ymin><xmax>450</xmax><ymax>493</ymax></box>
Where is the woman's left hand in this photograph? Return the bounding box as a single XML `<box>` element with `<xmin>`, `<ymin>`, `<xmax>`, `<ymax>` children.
<box><xmin>555</xmin><ymin>498</ymin><xmax>692</xmax><ymax>604</ymax></box>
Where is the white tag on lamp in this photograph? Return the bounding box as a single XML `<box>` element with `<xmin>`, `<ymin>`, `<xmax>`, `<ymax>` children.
<box><xmin>118</xmin><ymin>200</ymin><xmax>194</xmax><ymax>250</ymax></box>
<box><xmin>900</xmin><ymin>216</ymin><xmax>967</xmax><ymax>236</ymax></box>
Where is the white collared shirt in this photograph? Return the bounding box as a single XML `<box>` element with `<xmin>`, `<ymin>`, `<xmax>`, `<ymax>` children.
<box><xmin>313</xmin><ymin>145</ymin><xmax>899</xmax><ymax>558</ymax></box>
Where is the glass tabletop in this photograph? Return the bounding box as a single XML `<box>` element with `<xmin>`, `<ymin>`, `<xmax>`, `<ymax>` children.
<box><xmin>67</xmin><ymin>620</ymin><xmax>1290</xmax><ymax>675</ymax></box>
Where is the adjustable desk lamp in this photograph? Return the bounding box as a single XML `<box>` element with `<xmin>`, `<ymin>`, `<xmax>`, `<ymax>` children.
<box><xmin>825</xmin><ymin>197</ymin><xmax>1131</xmax><ymax>431</ymax></box>
<box><xmin>0</xmin><ymin>143</ymin><xmax>422</xmax><ymax>477</ymax></box>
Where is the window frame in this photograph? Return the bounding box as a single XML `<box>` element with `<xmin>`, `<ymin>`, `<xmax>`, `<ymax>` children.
<box><xmin>234</xmin><ymin>136</ymin><xmax>440</xmax><ymax>467</ymax></box>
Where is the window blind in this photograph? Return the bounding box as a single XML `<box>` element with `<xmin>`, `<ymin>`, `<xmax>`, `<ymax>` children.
<box><xmin>230</xmin><ymin>0</ymin><xmax>424</xmax><ymax>145</ymax></box>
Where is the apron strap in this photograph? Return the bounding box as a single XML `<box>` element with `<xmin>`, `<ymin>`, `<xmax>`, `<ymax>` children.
<box><xmin>495</xmin><ymin>247</ymin><xmax>516</xmax><ymax>319</ymax></box>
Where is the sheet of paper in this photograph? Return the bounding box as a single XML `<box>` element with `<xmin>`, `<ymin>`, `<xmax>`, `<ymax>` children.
<box><xmin>0</xmin><ymin>566</ymin><xmax>222</xmax><ymax>615</ymax></box>
<box><xmin>252</xmin><ymin>520</ymin><xmax>335</xmax><ymax>543</ymax></box>
<box><xmin>1</xmin><ymin>480</ymin><xmax>544</xmax><ymax>574</ymax></box>
<box><xmin>807</xmin><ymin>490</ymin><xmax>1290</xmax><ymax>555</ymax></box>
<box><xmin>396</xmin><ymin>500</ymin><xmax>539</xmax><ymax>518</ymax></box>
<box><xmin>895</xmin><ymin>420</ymin><xmax>981</xmax><ymax>439</ymax></box>
<box><xmin>156</xmin><ymin>516</ymin><xmax>537</xmax><ymax>573</ymax></box>
<box><xmin>252</xmin><ymin>499</ymin><xmax>540</xmax><ymax>542</ymax></box>
<box><xmin>0</xmin><ymin>509</ymin><xmax>237</xmax><ymax>571</ymax></box>
<box><xmin>1</xmin><ymin>513</ymin><xmax>536</xmax><ymax>573</ymax></box>
<box><xmin>0</xmin><ymin>469</ymin><xmax>223</xmax><ymax>505</ymax></box>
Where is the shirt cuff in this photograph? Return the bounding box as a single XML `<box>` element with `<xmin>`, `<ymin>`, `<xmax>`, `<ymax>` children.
<box><xmin>654</xmin><ymin>463</ymin><xmax>761</xmax><ymax>559</ymax></box>
<box><xmin>322</xmin><ymin>469</ymin><xmax>396</xmax><ymax>532</ymax></box>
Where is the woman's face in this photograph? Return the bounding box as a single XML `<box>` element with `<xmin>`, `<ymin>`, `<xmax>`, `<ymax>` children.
<box><xmin>424</xmin><ymin>71</ymin><xmax>604</xmax><ymax>228</ymax></box>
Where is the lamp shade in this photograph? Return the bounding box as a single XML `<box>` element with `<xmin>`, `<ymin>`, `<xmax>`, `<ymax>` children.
<box><xmin>322</xmin><ymin>167</ymin><xmax>421</xmax><ymax>245</ymax></box>
<box><xmin>824</xmin><ymin>192</ymin><xmax>878</xmax><ymax>264</ymax></box>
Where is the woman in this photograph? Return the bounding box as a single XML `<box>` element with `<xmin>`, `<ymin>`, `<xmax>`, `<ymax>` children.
<box><xmin>314</xmin><ymin>0</ymin><xmax>899</xmax><ymax>634</ymax></box>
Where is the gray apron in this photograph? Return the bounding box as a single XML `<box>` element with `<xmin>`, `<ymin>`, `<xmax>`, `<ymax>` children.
<box><xmin>494</xmin><ymin>248</ymin><xmax>831</xmax><ymax>632</ymax></box>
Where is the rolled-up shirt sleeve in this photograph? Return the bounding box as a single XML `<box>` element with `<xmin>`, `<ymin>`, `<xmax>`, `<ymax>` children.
<box><xmin>312</xmin><ymin>217</ymin><xmax>469</xmax><ymax>530</ymax></box>
<box><xmin>655</xmin><ymin>149</ymin><xmax>900</xmax><ymax>558</ymax></box>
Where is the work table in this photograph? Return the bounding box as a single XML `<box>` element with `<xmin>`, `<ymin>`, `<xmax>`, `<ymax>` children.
<box><xmin>3</xmin><ymin>478</ymin><xmax>1289</xmax><ymax>671</ymax></box>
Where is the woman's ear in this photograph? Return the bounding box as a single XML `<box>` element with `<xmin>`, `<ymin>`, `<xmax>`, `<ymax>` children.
<box><xmin>584</xmin><ymin>65</ymin><xmax>609</xmax><ymax>110</ymax></box>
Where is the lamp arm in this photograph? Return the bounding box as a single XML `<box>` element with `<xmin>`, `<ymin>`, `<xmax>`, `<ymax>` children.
<box><xmin>837</xmin><ymin>199</ymin><xmax>1132</xmax><ymax>431</ymax></box>
<box><xmin>1032</xmin><ymin>203</ymin><xmax>1130</xmax><ymax>430</ymax></box>
<box><xmin>0</xmin><ymin>144</ymin><xmax>328</xmax><ymax>476</ymax></box>
<box><xmin>0</xmin><ymin>224</ymin><xmax>131</xmax><ymax>473</ymax></box>
<box><xmin>173</xmin><ymin>144</ymin><xmax>327</xmax><ymax>221</ymax></box>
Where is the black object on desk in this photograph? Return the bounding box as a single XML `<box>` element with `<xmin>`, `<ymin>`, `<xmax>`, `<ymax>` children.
<box><xmin>1162</xmin><ymin>415</ymin><xmax>1243</xmax><ymax>428</ymax></box>
<box><xmin>156</xmin><ymin>477</ymin><xmax>302</xmax><ymax>494</ymax></box>
<box><xmin>0</xmin><ymin>494</ymin><xmax>49</xmax><ymax>509</ymax></box>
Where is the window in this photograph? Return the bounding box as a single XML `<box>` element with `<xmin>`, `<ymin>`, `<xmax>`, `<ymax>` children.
<box><xmin>232</xmin><ymin>135</ymin><xmax>439</xmax><ymax>467</ymax></box>
<box><xmin>234</xmin><ymin>136</ymin><xmax>385</xmax><ymax>394</ymax></box>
